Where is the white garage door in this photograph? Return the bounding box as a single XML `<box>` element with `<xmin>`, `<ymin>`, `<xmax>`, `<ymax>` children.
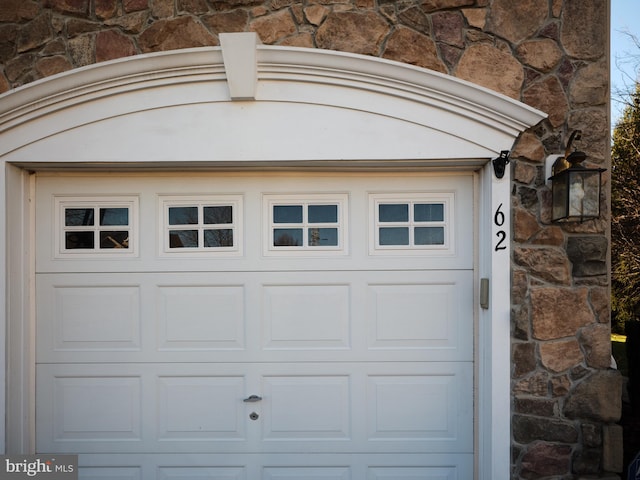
<box><xmin>35</xmin><ymin>172</ymin><xmax>475</xmax><ymax>479</ymax></box>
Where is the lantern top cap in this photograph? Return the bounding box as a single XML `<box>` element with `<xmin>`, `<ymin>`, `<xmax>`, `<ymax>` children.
<box><xmin>566</xmin><ymin>150</ymin><xmax>587</xmax><ymax>167</ymax></box>
<box><xmin>551</xmin><ymin>130</ymin><xmax>584</xmax><ymax>176</ymax></box>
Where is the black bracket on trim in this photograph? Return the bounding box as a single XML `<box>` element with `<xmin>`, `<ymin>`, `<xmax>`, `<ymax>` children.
<box><xmin>492</xmin><ymin>150</ymin><xmax>511</xmax><ymax>179</ymax></box>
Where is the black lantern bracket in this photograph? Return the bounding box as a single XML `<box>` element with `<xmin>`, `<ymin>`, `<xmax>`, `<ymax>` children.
<box><xmin>492</xmin><ymin>150</ymin><xmax>510</xmax><ymax>179</ymax></box>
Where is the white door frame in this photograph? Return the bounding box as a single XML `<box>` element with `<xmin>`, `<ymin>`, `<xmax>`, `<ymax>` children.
<box><xmin>0</xmin><ymin>33</ymin><xmax>546</xmax><ymax>479</ymax></box>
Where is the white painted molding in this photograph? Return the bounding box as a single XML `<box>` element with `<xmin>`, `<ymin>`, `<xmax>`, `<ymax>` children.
<box><xmin>220</xmin><ymin>32</ymin><xmax>261</xmax><ymax>100</ymax></box>
<box><xmin>0</xmin><ymin>34</ymin><xmax>546</xmax><ymax>164</ymax></box>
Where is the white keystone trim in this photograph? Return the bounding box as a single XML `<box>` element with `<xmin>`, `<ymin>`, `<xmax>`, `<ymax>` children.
<box><xmin>220</xmin><ymin>32</ymin><xmax>261</xmax><ymax>100</ymax></box>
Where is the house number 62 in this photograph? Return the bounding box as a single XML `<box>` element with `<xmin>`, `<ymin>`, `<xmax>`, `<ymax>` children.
<box><xmin>494</xmin><ymin>203</ymin><xmax>507</xmax><ymax>252</ymax></box>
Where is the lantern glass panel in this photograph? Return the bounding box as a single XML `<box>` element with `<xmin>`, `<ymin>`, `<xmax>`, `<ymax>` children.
<box><xmin>551</xmin><ymin>168</ymin><xmax>602</xmax><ymax>222</ymax></box>
<box><xmin>552</xmin><ymin>171</ymin><xmax>569</xmax><ymax>221</ymax></box>
<box><xmin>568</xmin><ymin>170</ymin><xmax>601</xmax><ymax>218</ymax></box>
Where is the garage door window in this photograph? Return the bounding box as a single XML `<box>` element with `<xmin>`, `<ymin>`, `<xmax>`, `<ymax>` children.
<box><xmin>265</xmin><ymin>194</ymin><xmax>347</xmax><ymax>254</ymax></box>
<box><xmin>56</xmin><ymin>197</ymin><xmax>137</xmax><ymax>256</ymax></box>
<box><xmin>161</xmin><ymin>196</ymin><xmax>242</xmax><ymax>255</ymax></box>
<box><xmin>370</xmin><ymin>193</ymin><xmax>453</xmax><ymax>253</ymax></box>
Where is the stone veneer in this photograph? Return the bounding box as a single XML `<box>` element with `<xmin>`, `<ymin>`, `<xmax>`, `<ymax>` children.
<box><xmin>0</xmin><ymin>0</ymin><xmax>617</xmax><ymax>478</ymax></box>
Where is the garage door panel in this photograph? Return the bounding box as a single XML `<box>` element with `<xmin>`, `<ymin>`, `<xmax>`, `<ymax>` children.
<box><xmin>157</xmin><ymin>285</ymin><xmax>245</xmax><ymax>351</ymax></box>
<box><xmin>157</xmin><ymin>375</ymin><xmax>246</xmax><ymax>440</ymax></box>
<box><xmin>76</xmin><ymin>454</ymin><xmax>473</xmax><ymax>480</ymax></box>
<box><xmin>38</xmin><ymin>363</ymin><xmax>470</xmax><ymax>454</ymax></box>
<box><xmin>262</xmin><ymin>284</ymin><xmax>351</xmax><ymax>350</ymax></box>
<box><xmin>366</xmin><ymin>370</ymin><xmax>472</xmax><ymax>450</ymax></box>
<box><xmin>262</xmin><ymin>375</ymin><xmax>351</xmax><ymax>440</ymax></box>
<box><xmin>79</xmin><ymin>466</ymin><xmax>142</xmax><ymax>480</ymax></box>
<box><xmin>40</xmin><ymin>374</ymin><xmax>143</xmax><ymax>444</ymax></box>
<box><xmin>367</xmin><ymin>466</ymin><xmax>463</xmax><ymax>480</ymax></box>
<box><xmin>263</xmin><ymin>467</ymin><xmax>351</xmax><ymax>480</ymax></box>
<box><xmin>157</xmin><ymin>467</ymin><xmax>247</xmax><ymax>479</ymax></box>
<box><xmin>38</xmin><ymin>271</ymin><xmax>471</xmax><ymax>364</ymax></box>
<box><xmin>38</xmin><ymin>283</ymin><xmax>141</xmax><ymax>353</ymax></box>
<box><xmin>37</xmin><ymin>364</ymin><xmax>253</xmax><ymax>454</ymax></box>
<box><xmin>366</xmin><ymin>280</ymin><xmax>470</xmax><ymax>358</ymax></box>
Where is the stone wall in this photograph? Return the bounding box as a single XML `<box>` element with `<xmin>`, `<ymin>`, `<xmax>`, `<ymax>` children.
<box><xmin>0</xmin><ymin>0</ymin><xmax>616</xmax><ymax>478</ymax></box>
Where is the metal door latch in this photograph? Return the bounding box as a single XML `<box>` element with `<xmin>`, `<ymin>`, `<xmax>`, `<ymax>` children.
<box><xmin>243</xmin><ymin>395</ymin><xmax>262</xmax><ymax>403</ymax></box>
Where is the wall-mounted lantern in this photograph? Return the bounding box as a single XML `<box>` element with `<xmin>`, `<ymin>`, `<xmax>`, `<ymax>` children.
<box><xmin>547</xmin><ymin>131</ymin><xmax>606</xmax><ymax>223</ymax></box>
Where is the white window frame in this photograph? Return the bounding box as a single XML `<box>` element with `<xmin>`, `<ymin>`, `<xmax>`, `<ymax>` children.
<box><xmin>54</xmin><ymin>196</ymin><xmax>139</xmax><ymax>258</ymax></box>
<box><xmin>263</xmin><ymin>194</ymin><xmax>348</xmax><ymax>256</ymax></box>
<box><xmin>369</xmin><ymin>192</ymin><xmax>454</xmax><ymax>255</ymax></box>
<box><xmin>159</xmin><ymin>195</ymin><xmax>243</xmax><ymax>256</ymax></box>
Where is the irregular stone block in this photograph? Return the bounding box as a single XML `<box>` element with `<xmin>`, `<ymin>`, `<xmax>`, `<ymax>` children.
<box><xmin>514</xmin><ymin>396</ymin><xmax>557</xmax><ymax>417</ymax></box>
<box><xmin>17</xmin><ymin>13</ymin><xmax>52</xmax><ymax>53</ymax></box>
<box><xmin>456</xmin><ymin>43</ymin><xmax>523</xmax><ymax>99</ymax></box>
<box><xmin>564</xmin><ymin>370</ymin><xmax>623</xmax><ymax>423</ymax></box>
<box><xmin>523</xmin><ymin>76</ymin><xmax>568</xmax><ymax>127</ymax></box>
<box><xmin>567</xmin><ymin>236</ymin><xmax>608</xmax><ymax>277</ymax></box>
<box><xmin>579</xmin><ymin>323</ymin><xmax>612</xmax><ymax>369</ymax></box>
<box><xmin>139</xmin><ymin>17</ymin><xmax>217</xmax><ymax>52</ymax></box>
<box><xmin>96</xmin><ymin>30</ymin><xmax>136</xmax><ymax>63</ymax></box>
<box><xmin>0</xmin><ymin>0</ymin><xmax>40</xmax><ymax>22</ymax></box>
<box><xmin>521</xmin><ymin>442</ymin><xmax>571</xmax><ymax>478</ymax></box>
<box><xmin>540</xmin><ymin>339</ymin><xmax>583</xmax><ymax>373</ymax></box>
<box><xmin>316</xmin><ymin>11</ymin><xmax>389</xmax><ymax>55</ymax></box>
<box><xmin>512</xmin><ymin>414</ymin><xmax>578</xmax><ymax>443</ymax></box>
<box><xmin>516</xmin><ymin>38</ymin><xmax>563</xmax><ymax>73</ymax></box>
<box><xmin>486</xmin><ymin>0</ymin><xmax>547</xmax><ymax>43</ymax></box>
<box><xmin>513</xmin><ymin>342</ymin><xmax>536</xmax><ymax>377</ymax></box>
<box><xmin>560</xmin><ymin>0</ymin><xmax>607</xmax><ymax>60</ymax></box>
<box><xmin>203</xmin><ymin>10</ymin><xmax>250</xmax><ymax>34</ymax></box>
<box><xmin>35</xmin><ymin>55</ymin><xmax>72</xmax><ymax>77</ymax></box>
<box><xmin>531</xmin><ymin>287</ymin><xmax>593</xmax><ymax>340</ymax></box>
<box><xmin>514</xmin><ymin>247</ymin><xmax>571</xmax><ymax>285</ymax></box>
<box><xmin>513</xmin><ymin>208</ymin><xmax>541</xmax><ymax>242</ymax></box>
<box><xmin>45</xmin><ymin>0</ymin><xmax>90</xmax><ymax>15</ymax></box>
<box><xmin>382</xmin><ymin>26</ymin><xmax>446</xmax><ymax>72</ymax></box>
<box><xmin>249</xmin><ymin>9</ymin><xmax>297</xmax><ymax>45</ymax></box>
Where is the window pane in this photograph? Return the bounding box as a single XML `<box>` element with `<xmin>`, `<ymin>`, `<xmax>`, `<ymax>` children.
<box><xmin>65</xmin><ymin>208</ymin><xmax>94</xmax><ymax>226</ymax></box>
<box><xmin>308</xmin><ymin>204</ymin><xmax>337</xmax><ymax>223</ymax></box>
<box><xmin>414</xmin><ymin>203</ymin><xmax>444</xmax><ymax>222</ymax></box>
<box><xmin>379</xmin><ymin>204</ymin><xmax>408</xmax><ymax>222</ymax></box>
<box><xmin>204</xmin><ymin>206</ymin><xmax>232</xmax><ymax>225</ymax></box>
<box><xmin>99</xmin><ymin>208</ymin><xmax>129</xmax><ymax>226</ymax></box>
<box><xmin>100</xmin><ymin>231</ymin><xmax>130</xmax><ymax>249</ymax></box>
<box><xmin>274</xmin><ymin>205</ymin><xmax>303</xmax><ymax>223</ymax></box>
<box><xmin>204</xmin><ymin>229</ymin><xmax>234</xmax><ymax>247</ymax></box>
<box><xmin>65</xmin><ymin>231</ymin><xmax>94</xmax><ymax>249</ymax></box>
<box><xmin>309</xmin><ymin>227</ymin><xmax>338</xmax><ymax>246</ymax></box>
<box><xmin>274</xmin><ymin>228</ymin><xmax>303</xmax><ymax>246</ymax></box>
<box><xmin>169</xmin><ymin>230</ymin><xmax>198</xmax><ymax>248</ymax></box>
<box><xmin>415</xmin><ymin>227</ymin><xmax>444</xmax><ymax>245</ymax></box>
<box><xmin>169</xmin><ymin>206</ymin><xmax>198</xmax><ymax>225</ymax></box>
<box><xmin>379</xmin><ymin>227</ymin><xmax>409</xmax><ymax>245</ymax></box>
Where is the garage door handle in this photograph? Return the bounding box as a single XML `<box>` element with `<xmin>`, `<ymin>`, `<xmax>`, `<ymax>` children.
<box><xmin>243</xmin><ymin>395</ymin><xmax>262</xmax><ymax>403</ymax></box>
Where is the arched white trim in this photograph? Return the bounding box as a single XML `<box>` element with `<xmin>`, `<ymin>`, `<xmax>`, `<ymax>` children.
<box><xmin>0</xmin><ymin>34</ymin><xmax>546</xmax><ymax>479</ymax></box>
<box><xmin>0</xmin><ymin>33</ymin><xmax>544</xmax><ymax>165</ymax></box>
